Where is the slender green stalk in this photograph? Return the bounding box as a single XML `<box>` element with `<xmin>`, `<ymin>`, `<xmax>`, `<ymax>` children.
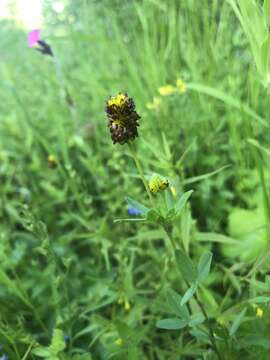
<box><xmin>165</xmin><ymin>228</ymin><xmax>223</xmax><ymax>360</ymax></box>
<box><xmin>254</xmin><ymin>150</ymin><xmax>270</xmax><ymax>226</ymax></box>
<box><xmin>246</xmin><ymin>121</ymin><xmax>270</xmax><ymax>236</ymax></box>
<box><xmin>0</xmin><ymin>328</ymin><xmax>21</xmax><ymax>360</ymax></box>
<box><xmin>52</xmin><ymin>55</ymin><xmax>75</xmax><ymax>116</ymax></box>
<box><xmin>127</xmin><ymin>141</ymin><xmax>154</xmax><ymax>206</ymax></box>
<box><xmin>10</xmin><ymin>268</ymin><xmax>48</xmax><ymax>334</ymax></box>
<box><xmin>163</xmin><ymin>225</ymin><xmax>177</xmax><ymax>250</ymax></box>
<box><xmin>21</xmin><ymin>341</ymin><xmax>35</xmax><ymax>360</ymax></box>
<box><xmin>191</xmin><ymin>289</ymin><xmax>223</xmax><ymax>360</ymax></box>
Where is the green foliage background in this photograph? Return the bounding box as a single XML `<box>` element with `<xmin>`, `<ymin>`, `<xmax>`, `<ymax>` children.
<box><xmin>1</xmin><ymin>0</ymin><xmax>270</xmax><ymax>359</ymax></box>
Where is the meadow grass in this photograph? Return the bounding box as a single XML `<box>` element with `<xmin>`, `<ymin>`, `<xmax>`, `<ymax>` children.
<box><xmin>1</xmin><ymin>0</ymin><xmax>270</xmax><ymax>359</ymax></box>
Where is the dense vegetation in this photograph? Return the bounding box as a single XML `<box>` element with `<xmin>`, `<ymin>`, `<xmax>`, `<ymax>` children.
<box><xmin>1</xmin><ymin>0</ymin><xmax>270</xmax><ymax>359</ymax></box>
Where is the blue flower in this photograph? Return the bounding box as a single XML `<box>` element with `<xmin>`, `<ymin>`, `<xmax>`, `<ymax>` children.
<box><xmin>64</xmin><ymin>335</ymin><xmax>70</xmax><ymax>342</ymax></box>
<box><xmin>128</xmin><ymin>207</ymin><xmax>141</xmax><ymax>216</ymax></box>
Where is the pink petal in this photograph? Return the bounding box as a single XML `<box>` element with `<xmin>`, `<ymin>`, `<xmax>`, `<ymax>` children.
<box><xmin>27</xmin><ymin>29</ymin><xmax>41</xmax><ymax>47</ymax></box>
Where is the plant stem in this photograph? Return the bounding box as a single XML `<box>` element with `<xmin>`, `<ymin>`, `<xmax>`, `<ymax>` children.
<box><xmin>11</xmin><ymin>268</ymin><xmax>48</xmax><ymax>334</ymax></box>
<box><xmin>128</xmin><ymin>141</ymin><xmax>154</xmax><ymax>206</ymax></box>
<box><xmin>254</xmin><ymin>150</ymin><xmax>270</xmax><ymax>226</ymax></box>
<box><xmin>21</xmin><ymin>341</ymin><xmax>35</xmax><ymax>360</ymax></box>
<box><xmin>163</xmin><ymin>225</ymin><xmax>177</xmax><ymax>250</ymax></box>
<box><xmin>165</xmin><ymin>228</ymin><xmax>223</xmax><ymax>360</ymax></box>
<box><xmin>246</xmin><ymin>121</ymin><xmax>270</xmax><ymax>236</ymax></box>
<box><xmin>53</xmin><ymin>55</ymin><xmax>75</xmax><ymax>114</ymax></box>
<box><xmin>192</xmin><ymin>289</ymin><xmax>223</xmax><ymax>360</ymax></box>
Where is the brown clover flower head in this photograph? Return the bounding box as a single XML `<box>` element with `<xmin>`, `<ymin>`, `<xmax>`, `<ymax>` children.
<box><xmin>105</xmin><ymin>93</ymin><xmax>140</xmax><ymax>145</ymax></box>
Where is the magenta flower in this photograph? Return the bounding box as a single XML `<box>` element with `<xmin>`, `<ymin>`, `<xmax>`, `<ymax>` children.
<box><xmin>27</xmin><ymin>29</ymin><xmax>41</xmax><ymax>47</ymax></box>
<box><xmin>27</xmin><ymin>29</ymin><xmax>53</xmax><ymax>57</ymax></box>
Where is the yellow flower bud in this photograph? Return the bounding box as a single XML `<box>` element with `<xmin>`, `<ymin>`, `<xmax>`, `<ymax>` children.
<box><xmin>124</xmin><ymin>299</ymin><xmax>130</xmax><ymax>311</ymax></box>
<box><xmin>115</xmin><ymin>337</ymin><xmax>124</xmax><ymax>346</ymax></box>
<box><xmin>170</xmin><ymin>186</ymin><xmax>177</xmax><ymax>197</ymax></box>
<box><xmin>256</xmin><ymin>307</ymin><xmax>263</xmax><ymax>317</ymax></box>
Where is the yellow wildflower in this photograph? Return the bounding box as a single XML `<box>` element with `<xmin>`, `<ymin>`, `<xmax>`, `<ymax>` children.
<box><xmin>146</xmin><ymin>97</ymin><xmax>162</xmax><ymax>112</ymax></box>
<box><xmin>176</xmin><ymin>78</ymin><xmax>187</xmax><ymax>93</ymax></box>
<box><xmin>256</xmin><ymin>307</ymin><xmax>263</xmax><ymax>317</ymax></box>
<box><xmin>124</xmin><ymin>299</ymin><xmax>131</xmax><ymax>311</ymax></box>
<box><xmin>107</xmin><ymin>93</ymin><xmax>127</xmax><ymax>107</ymax></box>
<box><xmin>158</xmin><ymin>85</ymin><xmax>176</xmax><ymax>96</ymax></box>
<box><xmin>170</xmin><ymin>186</ymin><xmax>177</xmax><ymax>197</ymax></box>
<box><xmin>115</xmin><ymin>337</ymin><xmax>124</xmax><ymax>346</ymax></box>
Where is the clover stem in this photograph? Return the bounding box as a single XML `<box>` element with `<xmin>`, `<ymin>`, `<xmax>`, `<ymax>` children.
<box><xmin>128</xmin><ymin>141</ymin><xmax>154</xmax><ymax>207</ymax></box>
<box><xmin>165</xmin><ymin>229</ymin><xmax>223</xmax><ymax>360</ymax></box>
<box><xmin>191</xmin><ymin>288</ymin><xmax>223</xmax><ymax>360</ymax></box>
<box><xmin>163</xmin><ymin>225</ymin><xmax>177</xmax><ymax>250</ymax></box>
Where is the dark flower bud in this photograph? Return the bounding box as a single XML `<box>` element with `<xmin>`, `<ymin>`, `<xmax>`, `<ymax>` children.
<box><xmin>105</xmin><ymin>93</ymin><xmax>140</xmax><ymax>145</ymax></box>
<box><xmin>36</xmin><ymin>40</ymin><xmax>53</xmax><ymax>57</ymax></box>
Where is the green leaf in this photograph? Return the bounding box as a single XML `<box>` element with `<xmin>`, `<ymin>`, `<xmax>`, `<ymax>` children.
<box><xmin>131</xmin><ymin>229</ymin><xmax>164</xmax><ymax>241</ymax></box>
<box><xmin>183</xmin><ymin>165</ymin><xmax>230</xmax><ymax>185</ymax></box>
<box><xmin>175</xmin><ymin>190</ymin><xmax>193</xmax><ymax>215</ymax></box>
<box><xmin>187</xmin><ymin>82</ymin><xmax>268</xmax><ymax>127</ymax></box>
<box><xmin>161</xmin><ymin>132</ymin><xmax>171</xmax><ymax>158</ymax></box>
<box><xmin>166</xmin><ymin>289</ymin><xmax>189</xmax><ymax>320</ymax></box>
<box><xmin>31</xmin><ymin>329</ymin><xmax>65</xmax><ymax>358</ymax></box>
<box><xmin>248</xmin><ymin>296</ymin><xmax>270</xmax><ymax>304</ymax></box>
<box><xmin>49</xmin><ymin>329</ymin><xmax>65</xmax><ymax>355</ymax></box>
<box><xmin>165</xmin><ymin>208</ymin><xmax>176</xmax><ymax>221</ymax></box>
<box><xmin>175</xmin><ymin>249</ymin><xmax>196</xmax><ymax>282</ymax></box>
<box><xmin>190</xmin><ymin>329</ymin><xmax>209</xmax><ymax>341</ymax></box>
<box><xmin>146</xmin><ymin>209</ymin><xmax>161</xmax><ymax>222</ymax></box>
<box><xmin>188</xmin><ymin>313</ymin><xmax>205</xmax><ymax>327</ymax></box>
<box><xmin>241</xmin><ymin>335</ymin><xmax>270</xmax><ymax>349</ymax></box>
<box><xmin>264</xmin><ymin>0</ymin><xmax>270</xmax><ymax>25</ymax></box>
<box><xmin>165</xmin><ymin>190</ymin><xmax>174</xmax><ymax>211</ymax></box>
<box><xmin>195</xmin><ymin>232</ymin><xmax>239</xmax><ymax>244</ymax></box>
<box><xmin>260</xmin><ymin>34</ymin><xmax>270</xmax><ymax>77</ymax></box>
<box><xmin>114</xmin><ymin>218</ymin><xmax>146</xmax><ymax>223</ymax></box>
<box><xmin>181</xmin><ymin>282</ymin><xmax>197</xmax><ymax>306</ymax></box>
<box><xmin>247</xmin><ymin>138</ymin><xmax>270</xmax><ymax>157</ymax></box>
<box><xmin>229</xmin><ymin>308</ymin><xmax>247</xmax><ymax>337</ymax></box>
<box><xmin>181</xmin><ymin>207</ymin><xmax>192</xmax><ymax>253</ymax></box>
<box><xmin>125</xmin><ymin>197</ymin><xmax>150</xmax><ymax>215</ymax></box>
<box><xmin>156</xmin><ymin>318</ymin><xmax>188</xmax><ymax>330</ymax></box>
<box><xmin>197</xmin><ymin>251</ymin><xmax>213</xmax><ymax>283</ymax></box>
<box><xmin>32</xmin><ymin>347</ymin><xmax>51</xmax><ymax>358</ymax></box>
